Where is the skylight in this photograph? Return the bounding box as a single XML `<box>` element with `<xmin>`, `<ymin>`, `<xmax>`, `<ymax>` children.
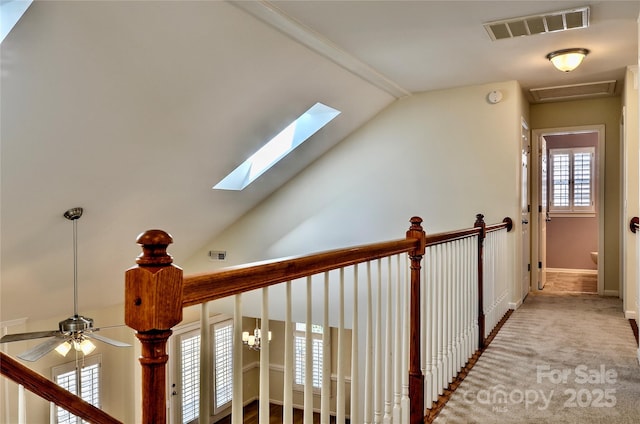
<box><xmin>1</xmin><ymin>0</ymin><xmax>33</xmax><ymax>44</ymax></box>
<box><xmin>214</xmin><ymin>102</ymin><xmax>341</xmax><ymax>191</ymax></box>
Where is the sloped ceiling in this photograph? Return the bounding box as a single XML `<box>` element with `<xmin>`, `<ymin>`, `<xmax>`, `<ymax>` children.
<box><xmin>1</xmin><ymin>0</ymin><xmax>638</xmax><ymax>324</ymax></box>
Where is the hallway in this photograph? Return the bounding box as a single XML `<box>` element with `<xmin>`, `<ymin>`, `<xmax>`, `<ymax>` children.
<box><xmin>433</xmin><ymin>292</ymin><xmax>639</xmax><ymax>423</ymax></box>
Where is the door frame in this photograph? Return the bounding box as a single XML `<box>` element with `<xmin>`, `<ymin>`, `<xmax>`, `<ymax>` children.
<box><xmin>531</xmin><ymin>125</ymin><xmax>605</xmax><ymax>294</ymax></box>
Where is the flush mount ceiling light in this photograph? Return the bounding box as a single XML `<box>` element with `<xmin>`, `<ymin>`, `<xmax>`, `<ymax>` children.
<box><xmin>546</xmin><ymin>48</ymin><xmax>590</xmax><ymax>72</ymax></box>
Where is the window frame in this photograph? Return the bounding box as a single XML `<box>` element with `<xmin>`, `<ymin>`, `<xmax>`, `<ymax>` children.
<box><xmin>548</xmin><ymin>146</ymin><xmax>596</xmax><ymax>216</ymax></box>
<box><xmin>51</xmin><ymin>354</ymin><xmax>102</xmax><ymax>424</ymax></box>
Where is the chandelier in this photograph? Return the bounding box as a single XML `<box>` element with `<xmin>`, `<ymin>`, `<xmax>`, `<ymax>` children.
<box><xmin>242</xmin><ymin>319</ymin><xmax>272</xmax><ymax>350</ymax></box>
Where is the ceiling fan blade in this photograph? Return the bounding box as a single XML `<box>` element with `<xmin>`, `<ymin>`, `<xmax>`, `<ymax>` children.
<box><xmin>17</xmin><ymin>336</ymin><xmax>70</xmax><ymax>362</ymax></box>
<box><xmin>1</xmin><ymin>330</ymin><xmax>61</xmax><ymax>343</ymax></box>
<box><xmin>87</xmin><ymin>333</ymin><xmax>131</xmax><ymax>348</ymax></box>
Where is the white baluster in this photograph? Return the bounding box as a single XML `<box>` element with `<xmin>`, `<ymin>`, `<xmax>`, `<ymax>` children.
<box><xmin>200</xmin><ymin>302</ymin><xmax>211</xmax><ymax>422</ymax></box>
<box><xmin>304</xmin><ymin>277</ymin><xmax>313</xmax><ymax>424</ymax></box>
<box><xmin>364</xmin><ymin>262</ymin><xmax>373</xmax><ymax>424</ymax></box>
<box><xmin>393</xmin><ymin>255</ymin><xmax>403</xmax><ymax>422</ymax></box>
<box><xmin>322</xmin><ymin>273</ymin><xmax>330</xmax><ymax>424</ymax></box>
<box><xmin>18</xmin><ymin>384</ymin><xmax>25</xmax><ymax>424</ymax></box>
<box><xmin>337</xmin><ymin>269</ymin><xmax>346</xmax><ymax>424</ymax></box>
<box><xmin>421</xmin><ymin>247</ymin><xmax>433</xmax><ymax>409</ymax></box>
<box><xmin>351</xmin><ymin>265</ymin><xmax>360</xmax><ymax>424</ymax></box>
<box><xmin>400</xmin><ymin>256</ymin><xmax>410</xmax><ymax>424</ymax></box>
<box><xmin>283</xmin><ymin>282</ymin><xmax>293</xmax><ymax>424</ymax></box>
<box><xmin>374</xmin><ymin>260</ymin><xmax>383</xmax><ymax>423</ymax></box>
<box><xmin>232</xmin><ymin>295</ymin><xmax>243</xmax><ymax>424</ymax></box>
<box><xmin>259</xmin><ymin>288</ymin><xmax>270</xmax><ymax>424</ymax></box>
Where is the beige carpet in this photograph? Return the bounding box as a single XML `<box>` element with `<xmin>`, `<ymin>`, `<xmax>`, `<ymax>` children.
<box><xmin>433</xmin><ymin>292</ymin><xmax>640</xmax><ymax>423</ymax></box>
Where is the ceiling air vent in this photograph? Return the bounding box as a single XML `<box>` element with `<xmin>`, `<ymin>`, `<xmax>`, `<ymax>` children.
<box><xmin>529</xmin><ymin>80</ymin><xmax>616</xmax><ymax>103</ymax></box>
<box><xmin>484</xmin><ymin>6</ymin><xmax>589</xmax><ymax>41</ymax></box>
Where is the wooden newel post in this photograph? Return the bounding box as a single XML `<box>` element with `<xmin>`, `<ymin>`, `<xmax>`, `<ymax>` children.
<box><xmin>474</xmin><ymin>214</ymin><xmax>486</xmax><ymax>349</ymax></box>
<box><xmin>125</xmin><ymin>230</ymin><xmax>183</xmax><ymax>424</ymax></box>
<box><xmin>407</xmin><ymin>216</ymin><xmax>426</xmax><ymax>424</ymax></box>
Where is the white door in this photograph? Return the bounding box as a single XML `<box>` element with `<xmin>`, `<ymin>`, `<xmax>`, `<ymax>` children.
<box><xmin>521</xmin><ymin>120</ymin><xmax>531</xmax><ymax>300</ymax></box>
<box><xmin>538</xmin><ymin>135</ymin><xmax>548</xmax><ymax>289</ymax></box>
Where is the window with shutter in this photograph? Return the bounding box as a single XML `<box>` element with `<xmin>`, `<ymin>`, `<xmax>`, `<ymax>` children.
<box><xmin>171</xmin><ymin>317</ymin><xmax>234</xmax><ymax>423</ymax></box>
<box><xmin>179</xmin><ymin>331</ymin><xmax>200</xmax><ymax>424</ymax></box>
<box><xmin>549</xmin><ymin>147</ymin><xmax>595</xmax><ymax>214</ymax></box>
<box><xmin>294</xmin><ymin>323</ymin><xmax>324</xmax><ymax>390</ymax></box>
<box><xmin>52</xmin><ymin>355</ymin><xmax>101</xmax><ymax>424</ymax></box>
<box><xmin>213</xmin><ymin>320</ymin><xmax>233</xmax><ymax>412</ymax></box>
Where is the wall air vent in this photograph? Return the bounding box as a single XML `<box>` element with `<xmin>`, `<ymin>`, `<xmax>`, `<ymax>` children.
<box><xmin>484</xmin><ymin>6</ymin><xmax>589</xmax><ymax>40</ymax></box>
<box><xmin>529</xmin><ymin>80</ymin><xmax>616</xmax><ymax>103</ymax></box>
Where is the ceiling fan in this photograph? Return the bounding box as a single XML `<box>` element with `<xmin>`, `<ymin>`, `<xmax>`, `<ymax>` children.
<box><xmin>0</xmin><ymin>207</ymin><xmax>131</xmax><ymax>361</ymax></box>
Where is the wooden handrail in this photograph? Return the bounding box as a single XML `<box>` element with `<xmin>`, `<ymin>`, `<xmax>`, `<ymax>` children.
<box><xmin>183</xmin><ymin>238</ymin><xmax>418</xmax><ymax>307</ymax></box>
<box><xmin>0</xmin><ymin>352</ymin><xmax>122</xmax><ymax>424</ymax></box>
<box><xmin>183</xmin><ymin>216</ymin><xmax>513</xmax><ymax>307</ymax></box>
<box><xmin>631</xmin><ymin>217</ymin><xmax>639</xmax><ymax>234</ymax></box>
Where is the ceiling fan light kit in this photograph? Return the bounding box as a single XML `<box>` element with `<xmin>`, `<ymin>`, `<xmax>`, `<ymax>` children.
<box><xmin>0</xmin><ymin>207</ymin><xmax>131</xmax><ymax>361</ymax></box>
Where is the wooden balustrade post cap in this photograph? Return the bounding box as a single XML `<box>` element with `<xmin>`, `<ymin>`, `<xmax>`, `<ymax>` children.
<box><xmin>135</xmin><ymin>230</ymin><xmax>174</xmax><ymax>266</ymax></box>
<box><xmin>125</xmin><ymin>230</ymin><xmax>183</xmax><ymax>332</ymax></box>
<box><xmin>474</xmin><ymin>214</ymin><xmax>485</xmax><ymax>225</ymax></box>
<box><xmin>407</xmin><ymin>216</ymin><xmax>426</xmax><ymax>256</ymax></box>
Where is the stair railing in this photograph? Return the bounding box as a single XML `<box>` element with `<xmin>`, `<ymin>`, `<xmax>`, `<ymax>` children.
<box><xmin>124</xmin><ymin>214</ymin><xmax>512</xmax><ymax>424</ymax></box>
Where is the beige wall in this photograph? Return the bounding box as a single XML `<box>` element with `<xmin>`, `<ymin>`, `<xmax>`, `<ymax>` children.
<box><xmin>530</xmin><ymin>97</ymin><xmax>623</xmax><ymax>293</ymax></box>
<box><xmin>185</xmin><ymin>81</ymin><xmax>525</xmax><ymax>307</ymax></box>
<box><xmin>622</xmin><ymin>66</ymin><xmax>639</xmax><ymax>319</ymax></box>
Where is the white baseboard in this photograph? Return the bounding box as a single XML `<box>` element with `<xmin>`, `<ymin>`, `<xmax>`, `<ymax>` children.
<box><xmin>603</xmin><ymin>290</ymin><xmax>619</xmax><ymax>297</ymax></box>
<box><xmin>508</xmin><ymin>300</ymin><xmax>522</xmax><ymax>310</ymax></box>
<box><xmin>625</xmin><ymin>311</ymin><xmax>637</xmax><ymax>320</ymax></box>
<box><xmin>546</xmin><ymin>268</ymin><xmax>597</xmax><ymax>274</ymax></box>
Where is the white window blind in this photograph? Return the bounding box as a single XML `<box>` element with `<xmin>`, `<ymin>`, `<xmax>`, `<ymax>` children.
<box><xmin>52</xmin><ymin>355</ymin><xmax>101</xmax><ymax>424</ymax></box>
<box><xmin>213</xmin><ymin>320</ymin><xmax>233</xmax><ymax>412</ymax></box>
<box><xmin>294</xmin><ymin>323</ymin><xmax>323</xmax><ymax>389</ymax></box>
<box><xmin>549</xmin><ymin>147</ymin><xmax>594</xmax><ymax>213</ymax></box>
<box><xmin>179</xmin><ymin>332</ymin><xmax>200</xmax><ymax>424</ymax></box>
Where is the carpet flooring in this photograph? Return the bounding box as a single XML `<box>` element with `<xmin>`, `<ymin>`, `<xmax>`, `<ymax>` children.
<box><xmin>433</xmin><ymin>292</ymin><xmax>640</xmax><ymax>423</ymax></box>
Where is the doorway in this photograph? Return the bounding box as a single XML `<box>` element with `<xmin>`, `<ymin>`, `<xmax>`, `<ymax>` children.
<box><xmin>531</xmin><ymin>125</ymin><xmax>605</xmax><ymax>295</ymax></box>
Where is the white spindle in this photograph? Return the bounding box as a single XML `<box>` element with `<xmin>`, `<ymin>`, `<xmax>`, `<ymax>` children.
<box><xmin>304</xmin><ymin>277</ymin><xmax>313</xmax><ymax>424</ymax></box>
<box><xmin>322</xmin><ymin>273</ymin><xmax>331</xmax><ymax>424</ymax></box>
<box><xmin>284</xmin><ymin>282</ymin><xmax>293</xmax><ymax>424</ymax></box>
<box><xmin>18</xmin><ymin>384</ymin><xmax>25</xmax><ymax>424</ymax></box>
<box><xmin>393</xmin><ymin>255</ymin><xmax>402</xmax><ymax>422</ymax></box>
<box><xmin>383</xmin><ymin>258</ymin><xmax>392</xmax><ymax>424</ymax></box>
<box><xmin>435</xmin><ymin>244</ymin><xmax>445</xmax><ymax>393</ymax></box>
<box><xmin>199</xmin><ymin>302</ymin><xmax>211</xmax><ymax>423</ymax></box>
<box><xmin>401</xmin><ymin>256</ymin><xmax>410</xmax><ymax>424</ymax></box>
<box><xmin>337</xmin><ymin>269</ymin><xmax>346</xmax><ymax>424</ymax></box>
<box><xmin>374</xmin><ymin>260</ymin><xmax>383</xmax><ymax>423</ymax></box>
<box><xmin>259</xmin><ymin>288</ymin><xmax>270</xmax><ymax>424</ymax></box>
<box><xmin>446</xmin><ymin>242</ymin><xmax>454</xmax><ymax>383</ymax></box>
<box><xmin>351</xmin><ymin>265</ymin><xmax>360</xmax><ymax>424</ymax></box>
<box><xmin>364</xmin><ymin>262</ymin><xmax>373</xmax><ymax>424</ymax></box>
<box><xmin>232</xmin><ymin>295</ymin><xmax>243</xmax><ymax>424</ymax></box>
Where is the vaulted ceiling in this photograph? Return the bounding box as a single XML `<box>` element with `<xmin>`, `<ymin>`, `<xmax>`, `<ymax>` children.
<box><xmin>1</xmin><ymin>0</ymin><xmax>638</xmax><ymax>323</ymax></box>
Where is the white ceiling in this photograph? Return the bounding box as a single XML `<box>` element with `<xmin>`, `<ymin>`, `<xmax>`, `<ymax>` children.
<box><xmin>1</xmin><ymin>0</ymin><xmax>638</xmax><ymax>324</ymax></box>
